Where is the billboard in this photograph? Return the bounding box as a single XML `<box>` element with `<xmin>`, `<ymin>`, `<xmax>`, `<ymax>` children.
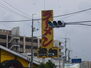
<box><xmin>41</xmin><ymin>10</ymin><xmax>54</xmax><ymax>49</ymax></box>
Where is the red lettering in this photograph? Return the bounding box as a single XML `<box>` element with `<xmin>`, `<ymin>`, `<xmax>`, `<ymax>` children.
<box><xmin>44</xmin><ymin>27</ymin><xmax>52</xmax><ymax>35</ymax></box>
<box><xmin>43</xmin><ymin>11</ymin><xmax>52</xmax><ymax>28</ymax></box>
<box><xmin>43</xmin><ymin>40</ymin><xmax>52</xmax><ymax>47</ymax></box>
<box><xmin>42</xmin><ymin>36</ymin><xmax>52</xmax><ymax>47</ymax></box>
<box><xmin>42</xmin><ymin>11</ymin><xmax>53</xmax><ymax>47</ymax></box>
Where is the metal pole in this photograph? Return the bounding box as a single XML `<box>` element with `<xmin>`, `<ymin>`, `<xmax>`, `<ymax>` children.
<box><xmin>23</xmin><ymin>36</ymin><xmax>26</xmax><ymax>53</ymax></box>
<box><xmin>62</xmin><ymin>38</ymin><xmax>67</xmax><ymax>68</ymax></box>
<box><xmin>62</xmin><ymin>58</ymin><xmax>65</xmax><ymax>68</ymax></box>
<box><xmin>64</xmin><ymin>38</ymin><xmax>67</xmax><ymax>62</ymax></box>
<box><xmin>6</xmin><ymin>34</ymin><xmax>8</xmax><ymax>48</ymax></box>
<box><xmin>30</xmin><ymin>14</ymin><xmax>34</xmax><ymax>68</ymax></box>
<box><xmin>68</xmin><ymin>49</ymin><xmax>71</xmax><ymax>62</ymax></box>
<box><xmin>59</xmin><ymin>59</ymin><xmax>61</xmax><ymax>68</ymax></box>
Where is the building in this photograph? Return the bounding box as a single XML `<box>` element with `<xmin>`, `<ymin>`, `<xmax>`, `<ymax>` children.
<box><xmin>81</xmin><ymin>61</ymin><xmax>91</xmax><ymax>68</ymax></box>
<box><xmin>0</xmin><ymin>29</ymin><xmax>41</xmax><ymax>54</ymax></box>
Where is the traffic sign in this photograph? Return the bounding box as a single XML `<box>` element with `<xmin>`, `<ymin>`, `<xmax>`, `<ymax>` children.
<box><xmin>71</xmin><ymin>59</ymin><xmax>82</xmax><ymax>63</ymax></box>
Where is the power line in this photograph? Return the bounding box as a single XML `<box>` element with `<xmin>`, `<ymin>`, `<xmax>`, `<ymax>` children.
<box><xmin>0</xmin><ymin>3</ymin><xmax>38</xmax><ymax>23</ymax></box>
<box><xmin>78</xmin><ymin>24</ymin><xmax>91</xmax><ymax>26</ymax></box>
<box><xmin>31</xmin><ymin>7</ymin><xmax>91</xmax><ymax>20</ymax></box>
<box><xmin>0</xmin><ymin>0</ymin><xmax>91</xmax><ymax>20</ymax></box>
<box><xmin>0</xmin><ymin>1</ymin><xmax>32</xmax><ymax>19</ymax></box>
<box><xmin>1</xmin><ymin>0</ymin><xmax>91</xmax><ymax>19</ymax></box>
<box><xmin>66</xmin><ymin>21</ymin><xmax>91</xmax><ymax>24</ymax></box>
<box><xmin>66</xmin><ymin>23</ymin><xmax>91</xmax><ymax>26</ymax></box>
<box><xmin>0</xmin><ymin>1</ymin><xmax>91</xmax><ymax>22</ymax></box>
<box><xmin>0</xmin><ymin>20</ymin><xmax>32</xmax><ymax>22</ymax></box>
<box><xmin>65</xmin><ymin>21</ymin><xmax>91</xmax><ymax>26</ymax></box>
<box><xmin>0</xmin><ymin>0</ymin><xmax>31</xmax><ymax>19</ymax></box>
<box><xmin>54</xmin><ymin>7</ymin><xmax>91</xmax><ymax>17</ymax></box>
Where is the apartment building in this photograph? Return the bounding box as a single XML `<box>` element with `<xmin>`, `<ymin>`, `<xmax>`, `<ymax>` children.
<box><xmin>0</xmin><ymin>29</ymin><xmax>40</xmax><ymax>53</ymax></box>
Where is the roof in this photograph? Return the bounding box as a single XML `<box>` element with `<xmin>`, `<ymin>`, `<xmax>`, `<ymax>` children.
<box><xmin>0</xmin><ymin>45</ymin><xmax>41</xmax><ymax>64</ymax></box>
<box><xmin>0</xmin><ymin>45</ymin><xmax>30</xmax><ymax>62</ymax></box>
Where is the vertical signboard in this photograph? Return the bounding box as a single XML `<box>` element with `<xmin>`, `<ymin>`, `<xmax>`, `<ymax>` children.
<box><xmin>41</xmin><ymin>10</ymin><xmax>54</xmax><ymax>49</ymax></box>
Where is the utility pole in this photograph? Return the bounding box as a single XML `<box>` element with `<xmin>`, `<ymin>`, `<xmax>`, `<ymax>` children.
<box><xmin>30</xmin><ymin>14</ymin><xmax>34</xmax><ymax>68</ymax></box>
<box><xmin>62</xmin><ymin>38</ymin><xmax>67</xmax><ymax>68</ymax></box>
<box><xmin>68</xmin><ymin>49</ymin><xmax>71</xmax><ymax>62</ymax></box>
<box><xmin>64</xmin><ymin>38</ymin><xmax>67</xmax><ymax>62</ymax></box>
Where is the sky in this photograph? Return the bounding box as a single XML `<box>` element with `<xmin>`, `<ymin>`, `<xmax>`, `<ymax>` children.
<box><xmin>0</xmin><ymin>0</ymin><xmax>91</xmax><ymax>61</ymax></box>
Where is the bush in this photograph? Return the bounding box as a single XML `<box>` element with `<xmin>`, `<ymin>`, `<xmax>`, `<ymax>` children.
<box><xmin>38</xmin><ymin>60</ymin><xmax>56</xmax><ymax>68</ymax></box>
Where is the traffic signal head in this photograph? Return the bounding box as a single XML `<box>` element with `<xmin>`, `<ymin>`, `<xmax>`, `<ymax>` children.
<box><xmin>48</xmin><ymin>21</ymin><xmax>55</xmax><ymax>28</ymax></box>
<box><xmin>58</xmin><ymin>21</ymin><xmax>62</xmax><ymax>25</ymax></box>
<box><xmin>53</xmin><ymin>21</ymin><xmax>58</xmax><ymax>27</ymax></box>
<box><xmin>48</xmin><ymin>20</ymin><xmax>65</xmax><ymax>28</ymax></box>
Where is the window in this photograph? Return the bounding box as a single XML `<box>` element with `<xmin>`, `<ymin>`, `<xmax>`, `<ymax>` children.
<box><xmin>0</xmin><ymin>34</ymin><xmax>6</xmax><ymax>39</ymax></box>
<box><xmin>26</xmin><ymin>38</ymin><xmax>31</xmax><ymax>42</ymax></box>
<box><xmin>33</xmin><ymin>39</ymin><xmax>38</xmax><ymax>43</ymax></box>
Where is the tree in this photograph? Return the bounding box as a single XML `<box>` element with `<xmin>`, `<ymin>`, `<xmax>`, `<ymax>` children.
<box><xmin>37</xmin><ymin>63</ymin><xmax>46</xmax><ymax>68</ymax></box>
<box><xmin>38</xmin><ymin>60</ymin><xmax>56</xmax><ymax>68</ymax></box>
<box><xmin>45</xmin><ymin>60</ymin><xmax>56</xmax><ymax>68</ymax></box>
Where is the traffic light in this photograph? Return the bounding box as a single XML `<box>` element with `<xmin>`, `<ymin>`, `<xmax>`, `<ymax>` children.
<box><xmin>37</xmin><ymin>47</ymin><xmax>47</xmax><ymax>58</ymax></box>
<box><xmin>48</xmin><ymin>20</ymin><xmax>65</xmax><ymax>28</ymax></box>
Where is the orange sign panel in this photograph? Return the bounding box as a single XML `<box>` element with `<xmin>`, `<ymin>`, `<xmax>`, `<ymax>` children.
<box><xmin>41</xmin><ymin>10</ymin><xmax>54</xmax><ymax>49</ymax></box>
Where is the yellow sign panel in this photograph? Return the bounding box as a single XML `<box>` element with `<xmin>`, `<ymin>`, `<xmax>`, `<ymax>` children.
<box><xmin>37</xmin><ymin>47</ymin><xmax>47</xmax><ymax>58</ymax></box>
<box><xmin>37</xmin><ymin>47</ymin><xmax>59</xmax><ymax>58</ymax></box>
<box><xmin>41</xmin><ymin>10</ymin><xmax>54</xmax><ymax>49</ymax></box>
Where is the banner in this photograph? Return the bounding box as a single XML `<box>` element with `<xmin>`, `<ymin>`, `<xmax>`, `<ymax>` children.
<box><xmin>41</xmin><ymin>10</ymin><xmax>54</xmax><ymax>49</ymax></box>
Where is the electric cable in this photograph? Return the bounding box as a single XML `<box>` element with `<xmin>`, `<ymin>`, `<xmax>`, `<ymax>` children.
<box><xmin>65</xmin><ymin>21</ymin><xmax>91</xmax><ymax>26</ymax></box>
<box><xmin>31</xmin><ymin>7</ymin><xmax>91</xmax><ymax>21</ymax></box>
<box><xmin>66</xmin><ymin>23</ymin><xmax>91</xmax><ymax>26</ymax></box>
<box><xmin>65</xmin><ymin>21</ymin><xmax>91</xmax><ymax>24</ymax></box>
<box><xmin>75</xmin><ymin>24</ymin><xmax>91</xmax><ymax>26</ymax></box>
<box><xmin>0</xmin><ymin>1</ymin><xmax>91</xmax><ymax>23</ymax></box>
<box><xmin>36</xmin><ymin>7</ymin><xmax>91</xmax><ymax>20</ymax></box>
<box><xmin>0</xmin><ymin>0</ymin><xmax>31</xmax><ymax>19</ymax></box>
<box><xmin>54</xmin><ymin>7</ymin><xmax>91</xmax><ymax>17</ymax></box>
<box><xmin>0</xmin><ymin>1</ymin><xmax>31</xmax><ymax>19</ymax></box>
<box><xmin>1</xmin><ymin>0</ymin><xmax>91</xmax><ymax>19</ymax></box>
<box><xmin>0</xmin><ymin>19</ymin><xmax>32</xmax><ymax>22</ymax></box>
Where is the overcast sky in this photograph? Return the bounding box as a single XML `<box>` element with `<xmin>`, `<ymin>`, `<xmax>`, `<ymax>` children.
<box><xmin>0</xmin><ymin>0</ymin><xmax>91</xmax><ymax>61</ymax></box>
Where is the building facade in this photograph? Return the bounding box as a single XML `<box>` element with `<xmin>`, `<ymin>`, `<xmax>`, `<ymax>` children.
<box><xmin>0</xmin><ymin>29</ymin><xmax>40</xmax><ymax>54</ymax></box>
<box><xmin>81</xmin><ymin>61</ymin><xmax>91</xmax><ymax>68</ymax></box>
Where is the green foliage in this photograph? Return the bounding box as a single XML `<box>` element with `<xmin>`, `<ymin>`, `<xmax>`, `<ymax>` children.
<box><xmin>37</xmin><ymin>63</ymin><xmax>46</xmax><ymax>68</ymax></box>
<box><xmin>45</xmin><ymin>60</ymin><xmax>56</xmax><ymax>68</ymax></box>
<box><xmin>59</xmin><ymin>42</ymin><xmax>61</xmax><ymax>46</ymax></box>
<box><xmin>37</xmin><ymin>60</ymin><xmax>56</xmax><ymax>68</ymax></box>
